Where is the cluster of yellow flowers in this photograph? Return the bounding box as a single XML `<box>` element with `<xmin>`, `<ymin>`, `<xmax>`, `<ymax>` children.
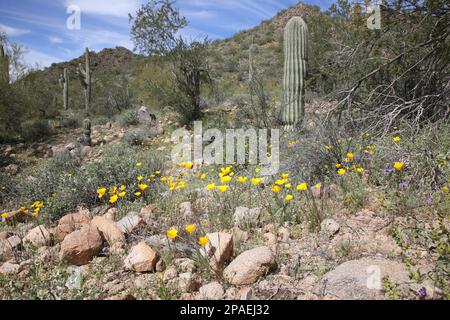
<box><xmin>1</xmin><ymin>201</ymin><xmax>44</xmax><ymax>222</ymax></box>
<box><xmin>166</xmin><ymin>224</ymin><xmax>209</xmax><ymax>247</ymax></box>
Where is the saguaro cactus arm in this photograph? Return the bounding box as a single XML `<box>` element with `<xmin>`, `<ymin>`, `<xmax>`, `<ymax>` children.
<box><xmin>77</xmin><ymin>48</ymin><xmax>92</xmax><ymax>111</ymax></box>
<box><xmin>282</xmin><ymin>16</ymin><xmax>309</xmax><ymax>130</ymax></box>
<box><xmin>0</xmin><ymin>43</ymin><xmax>10</xmax><ymax>84</ymax></box>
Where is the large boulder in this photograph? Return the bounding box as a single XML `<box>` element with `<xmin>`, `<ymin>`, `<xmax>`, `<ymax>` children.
<box><xmin>124</xmin><ymin>242</ymin><xmax>159</xmax><ymax>273</ymax></box>
<box><xmin>59</xmin><ymin>227</ymin><xmax>103</xmax><ymax>266</ymax></box>
<box><xmin>23</xmin><ymin>226</ymin><xmax>52</xmax><ymax>247</ymax></box>
<box><xmin>224</xmin><ymin>246</ymin><xmax>275</xmax><ymax>285</ymax></box>
<box><xmin>316</xmin><ymin>257</ymin><xmax>411</xmax><ymax>300</ymax></box>
<box><xmin>200</xmin><ymin>232</ymin><xmax>233</xmax><ymax>270</ymax></box>
<box><xmin>91</xmin><ymin>216</ymin><xmax>125</xmax><ymax>248</ymax></box>
<box><xmin>0</xmin><ymin>261</ymin><xmax>21</xmax><ymax>275</ymax></box>
<box><xmin>116</xmin><ymin>212</ymin><xmax>144</xmax><ymax>235</ymax></box>
<box><xmin>55</xmin><ymin>210</ymin><xmax>91</xmax><ymax>242</ymax></box>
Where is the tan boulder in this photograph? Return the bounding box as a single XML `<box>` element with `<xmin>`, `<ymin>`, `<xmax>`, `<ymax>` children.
<box><xmin>201</xmin><ymin>232</ymin><xmax>233</xmax><ymax>270</ymax></box>
<box><xmin>224</xmin><ymin>246</ymin><xmax>275</xmax><ymax>285</ymax></box>
<box><xmin>23</xmin><ymin>226</ymin><xmax>51</xmax><ymax>247</ymax></box>
<box><xmin>124</xmin><ymin>242</ymin><xmax>159</xmax><ymax>273</ymax></box>
<box><xmin>91</xmin><ymin>216</ymin><xmax>125</xmax><ymax>248</ymax></box>
<box><xmin>55</xmin><ymin>210</ymin><xmax>91</xmax><ymax>242</ymax></box>
<box><xmin>59</xmin><ymin>227</ymin><xmax>103</xmax><ymax>266</ymax></box>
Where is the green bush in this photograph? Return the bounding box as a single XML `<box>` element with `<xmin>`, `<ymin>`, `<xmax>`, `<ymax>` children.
<box><xmin>118</xmin><ymin>109</ymin><xmax>139</xmax><ymax>128</ymax></box>
<box><xmin>20</xmin><ymin>119</ymin><xmax>51</xmax><ymax>142</ymax></box>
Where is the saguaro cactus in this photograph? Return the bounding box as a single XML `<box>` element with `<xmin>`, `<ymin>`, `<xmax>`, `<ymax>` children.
<box><xmin>77</xmin><ymin>48</ymin><xmax>92</xmax><ymax>111</ymax></box>
<box><xmin>0</xmin><ymin>43</ymin><xmax>10</xmax><ymax>84</ymax></box>
<box><xmin>59</xmin><ymin>68</ymin><xmax>69</xmax><ymax>110</ymax></box>
<box><xmin>81</xmin><ymin>118</ymin><xmax>92</xmax><ymax>146</ymax></box>
<box><xmin>282</xmin><ymin>17</ymin><xmax>308</xmax><ymax>130</ymax></box>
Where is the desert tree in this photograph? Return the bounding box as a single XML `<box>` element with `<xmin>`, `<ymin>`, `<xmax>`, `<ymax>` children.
<box><xmin>130</xmin><ymin>0</ymin><xmax>212</xmax><ymax>125</ymax></box>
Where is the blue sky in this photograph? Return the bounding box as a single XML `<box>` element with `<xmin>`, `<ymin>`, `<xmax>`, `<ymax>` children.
<box><xmin>0</xmin><ymin>0</ymin><xmax>334</xmax><ymax>67</ymax></box>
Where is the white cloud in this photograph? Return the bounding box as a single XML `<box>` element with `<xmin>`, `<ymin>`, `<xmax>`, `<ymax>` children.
<box><xmin>49</xmin><ymin>36</ymin><xmax>64</xmax><ymax>44</ymax></box>
<box><xmin>24</xmin><ymin>49</ymin><xmax>62</xmax><ymax>68</ymax></box>
<box><xmin>0</xmin><ymin>23</ymin><xmax>30</xmax><ymax>37</ymax></box>
<box><xmin>65</xmin><ymin>0</ymin><xmax>143</xmax><ymax>18</ymax></box>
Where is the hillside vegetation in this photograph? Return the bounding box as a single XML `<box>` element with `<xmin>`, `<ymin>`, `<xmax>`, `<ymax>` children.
<box><xmin>0</xmin><ymin>1</ymin><xmax>448</xmax><ymax>301</ymax></box>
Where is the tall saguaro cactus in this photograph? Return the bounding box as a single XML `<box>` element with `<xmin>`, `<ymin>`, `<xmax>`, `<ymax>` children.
<box><xmin>282</xmin><ymin>17</ymin><xmax>308</xmax><ymax>130</ymax></box>
<box><xmin>59</xmin><ymin>68</ymin><xmax>69</xmax><ymax>110</ymax></box>
<box><xmin>77</xmin><ymin>48</ymin><xmax>92</xmax><ymax>111</ymax></box>
<box><xmin>0</xmin><ymin>43</ymin><xmax>10</xmax><ymax>84</ymax></box>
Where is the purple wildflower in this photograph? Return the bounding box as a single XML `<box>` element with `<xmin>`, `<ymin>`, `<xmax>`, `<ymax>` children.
<box><xmin>419</xmin><ymin>287</ymin><xmax>427</xmax><ymax>299</ymax></box>
<box><xmin>399</xmin><ymin>182</ymin><xmax>409</xmax><ymax>188</ymax></box>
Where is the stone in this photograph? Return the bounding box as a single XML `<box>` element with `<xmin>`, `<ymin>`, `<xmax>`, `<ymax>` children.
<box><xmin>37</xmin><ymin>245</ymin><xmax>60</xmax><ymax>263</ymax></box>
<box><xmin>173</xmin><ymin>258</ymin><xmax>196</xmax><ymax>273</ymax></box>
<box><xmin>224</xmin><ymin>246</ymin><xmax>275</xmax><ymax>286</ymax></box>
<box><xmin>80</xmin><ymin>145</ymin><xmax>93</xmax><ymax>158</ymax></box>
<box><xmin>316</xmin><ymin>257</ymin><xmax>410</xmax><ymax>300</ymax></box>
<box><xmin>201</xmin><ymin>232</ymin><xmax>233</xmax><ymax>270</ymax></box>
<box><xmin>59</xmin><ymin>227</ymin><xmax>103</xmax><ymax>266</ymax></box>
<box><xmin>55</xmin><ymin>210</ymin><xmax>91</xmax><ymax>242</ymax></box>
<box><xmin>91</xmin><ymin>216</ymin><xmax>125</xmax><ymax>248</ymax></box>
<box><xmin>263</xmin><ymin>233</ymin><xmax>278</xmax><ymax>246</ymax></box>
<box><xmin>163</xmin><ymin>267</ymin><xmax>178</xmax><ymax>282</ymax></box>
<box><xmin>179</xmin><ymin>202</ymin><xmax>193</xmax><ymax>219</ymax></box>
<box><xmin>0</xmin><ymin>235</ymin><xmax>21</xmax><ymax>262</ymax></box>
<box><xmin>199</xmin><ymin>282</ymin><xmax>224</xmax><ymax>300</ymax></box>
<box><xmin>232</xmin><ymin>227</ymin><xmax>249</xmax><ymax>243</ymax></box>
<box><xmin>238</xmin><ymin>287</ymin><xmax>253</xmax><ymax>300</ymax></box>
<box><xmin>278</xmin><ymin>227</ymin><xmax>290</xmax><ymax>242</ymax></box>
<box><xmin>140</xmin><ymin>204</ymin><xmax>157</xmax><ymax>216</ymax></box>
<box><xmin>116</xmin><ymin>212</ymin><xmax>144</xmax><ymax>234</ymax></box>
<box><xmin>175</xmin><ymin>272</ymin><xmax>200</xmax><ymax>293</ymax></box>
<box><xmin>23</xmin><ymin>226</ymin><xmax>51</xmax><ymax>247</ymax></box>
<box><xmin>103</xmin><ymin>208</ymin><xmax>117</xmax><ymax>220</ymax></box>
<box><xmin>124</xmin><ymin>242</ymin><xmax>159</xmax><ymax>273</ymax></box>
<box><xmin>0</xmin><ymin>232</ymin><xmax>9</xmax><ymax>240</ymax></box>
<box><xmin>4</xmin><ymin>164</ymin><xmax>19</xmax><ymax>176</ymax></box>
<box><xmin>0</xmin><ymin>262</ymin><xmax>21</xmax><ymax>275</ymax></box>
<box><xmin>321</xmin><ymin>219</ymin><xmax>340</xmax><ymax>237</ymax></box>
<box><xmin>138</xmin><ymin>106</ymin><xmax>157</xmax><ymax>125</ymax></box>
<box><xmin>234</xmin><ymin>207</ymin><xmax>262</xmax><ymax>228</ymax></box>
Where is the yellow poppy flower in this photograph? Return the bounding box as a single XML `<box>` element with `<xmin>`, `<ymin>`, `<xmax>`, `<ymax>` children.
<box><xmin>97</xmin><ymin>188</ymin><xmax>107</xmax><ymax>199</ymax></box>
<box><xmin>136</xmin><ymin>162</ymin><xmax>142</xmax><ymax>167</ymax></box>
<box><xmin>118</xmin><ymin>191</ymin><xmax>126</xmax><ymax>197</ymax></box>
<box><xmin>138</xmin><ymin>184</ymin><xmax>148</xmax><ymax>191</ymax></box>
<box><xmin>185</xmin><ymin>224</ymin><xmax>196</xmax><ymax>234</ymax></box>
<box><xmin>134</xmin><ymin>192</ymin><xmax>142</xmax><ymax>197</ymax></box>
<box><xmin>218</xmin><ymin>185</ymin><xmax>229</xmax><ymax>193</ymax></box>
<box><xmin>237</xmin><ymin>177</ymin><xmax>248</xmax><ymax>183</ymax></box>
<box><xmin>393</xmin><ymin>136</ymin><xmax>401</xmax><ymax>142</ymax></box>
<box><xmin>393</xmin><ymin>162</ymin><xmax>404</xmax><ymax>171</ymax></box>
<box><xmin>255</xmin><ymin>168</ymin><xmax>261</xmax><ymax>173</ymax></box>
<box><xmin>282</xmin><ymin>174</ymin><xmax>289</xmax><ymax>180</ymax></box>
<box><xmin>355</xmin><ymin>167</ymin><xmax>364</xmax><ymax>174</ymax></box>
<box><xmin>338</xmin><ymin>169</ymin><xmax>346</xmax><ymax>176</ymax></box>
<box><xmin>443</xmin><ymin>185</ymin><xmax>449</xmax><ymax>193</ymax></box>
<box><xmin>297</xmin><ymin>183</ymin><xmax>308</xmax><ymax>191</ymax></box>
<box><xmin>200</xmin><ymin>173</ymin><xmax>207</xmax><ymax>180</ymax></box>
<box><xmin>221</xmin><ymin>176</ymin><xmax>232</xmax><ymax>184</ymax></box>
<box><xmin>167</xmin><ymin>229</ymin><xmax>178</xmax><ymax>239</ymax></box>
<box><xmin>198</xmin><ymin>237</ymin><xmax>209</xmax><ymax>247</ymax></box>
<box><xmin>119</xmin><ymin>185</ymin><xmax>126</xmax><ymax>191</ymax></box>
<box><xmin>185</xmin><ymin>162</ymin><xmax>194</xmax><ymax>170</ymax></box>
<box><xmin>137</xmin><ymin>176</ymin><xmax>143</xmax><ymax>181</ymax></box>
<box><xmin>206</xmin><ymin>184</ymin><xmax>216</xmax><ymax>190</ymax></box>
<box><xmin>272</xmin><ymin>185</ymin><xmax>281</xmax><ymax>193</ymax></box>
<box><xmin>285</xmin><ymin>194</ymin><xmax>294</xmax><ymax>201</ymax></box>
<box><xmin>324</xmin><ymin>145</ymin><xmax>333</xmax><ymax>150</ymax></box>
<box><xmin>336</xmin><ymin>163</ymin><xmax>342</xmax><ymax>168</ymax></box>
<box><xmin>251</xmin><ymin>178</ymin><xmax>262</xmax><ymax>186</ymax></box>
<box><xmin>347</xmin><ymin>153</ymin><xmax>354</xmax><ymax>160</ymax></box>
<box><xmin>109</xmin><ymin>195</ymin><xmax>118</xmax><ymax>204</ymax></box>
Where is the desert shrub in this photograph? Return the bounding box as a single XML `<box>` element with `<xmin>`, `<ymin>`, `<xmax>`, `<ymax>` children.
<box><xmin>20</xmin><ymin>119</ymin><xmax>51</xmax><ymax>142</ymax></box>
<box><xmin>0</xmin><ymin>172</ymin><xmax>16</xmax><ymax>207</ymax></box>
<box><xmin>91</xmin><ymin>115</ymin><xmax>111</xmax><ymax>126</ymax></box>
<box><xmin>19</xmin><ymin>143</ymin><xmax>163</xmax><ymax>221</ymax></box>
<box><xmin>123</xmin><ymin>129</ymin><xmax>146</xmax><ymax>146</ymax></box>
<box><xmin>118</xmin><ymin>109</ymin><xmax>139</xmax><ymax>128</ymax></box>
<box><xmin>60</xmin><ymin>112</ymin><xmax>82</xmax><ymax>129</ymax></box>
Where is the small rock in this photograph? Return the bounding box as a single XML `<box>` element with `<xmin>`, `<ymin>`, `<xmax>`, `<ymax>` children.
<box><xmin>4</xmin><ymin>164</ymin><xmax>19</xmax><ymax>176</ymax></box>
<box><xmin>174</xmin><ymin>272</ymin><xmax>200</xmax><ymax>293</ymax></box>
<box><xmin>238</xmin><ymin>287</ymin><xmax>253</xmax><ymax>300</ymax></box>
<box><xmin>140</xmin><ymin>204</ymin><xmax>157</xmax><ymax>216</ymax></box>
<box><xmin>116</xmin><ymin>212</ymin><xmax>144</xmax><ymax>234</ymax></box>
<box><xmin>0</xmin><ymin>232</ymin><xmax>9</xmax><ymax>240</ymax></box>
<box><xmin>179</xmin><ymin>202</ymin><xmax>193</xmax><ymax>219</ymax></box>
<box><xmin>124</xmin><ymin>242</ymin><xmax>159</xmax><ymax>273</ymax></box>
<box><xmin>201</xmin><ymin>232</ymin><xmax>233</xmax><ymax>270</ymax></box>
<box><xmin>263</xmin><ymin>233</ymin><xmax>277</xmax><ymax>246</ymax></box>
<box><xmin>163</xmin><ymin>267</ymin><xmax>178</xmax><ymax>282</ymax></box>
<box><xmin>199</xmin><ymin>282</ymin><xmax>224</xmax><ymax>300</ymax></box>
<box><xmin>23</xmin><ymin>226</ymin><xmax>51</xmax><ymax>247</ymax></box>
<box><xmin>91</xmin><ymin>216</ymin><xmax>125</xmax><ymax>248</ymax></box>
<box><xmin>103</xmin><ymin>208</ymin><xmax>117</xmax><ymax>221</ymax></box>
<box><xmin>173</xmin><ymin>258</ymin><xmax>196</xmax><ymax>273</ymax></box>
<box><xmin>0</xmin><ymin>262</ymin><xmax>21</xmax><ymax>275</ymax></box>
<box><xmin>0</xmin><ymin>235</ymin><xmax>21</xmax><ymax>262</ymax></box>
<box><xmin>278</xmin><ymin>227</ymin><xmax>290</xmax><ymax>242</ymax></box>
<box><xmin>55</xmin><ymin>210</ymin><xmax>91</xmax><ymax>242</ymax></box>
<box><xmin>234</xmin><ymin>207</ymin><xmax>262</xmax><ymax>228</ymax></box>
<box><xmin>321</xmin><ymin>219</ymin><xmax>340</xmax><ymax>237</ymax></box>
<box><xmin>224</xmin><ymin>246</ymin><xmax>275</xmax><ymax>286</ymax></box>
<box><xmin>232</xmin><ymin>227</ymin><xmax>249</xmax><ymax>243</ymax></box>
<box><xmin>60</xmin><ymin>227</ymin><xmax>103</xmax><ymax>266</ymax></box>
